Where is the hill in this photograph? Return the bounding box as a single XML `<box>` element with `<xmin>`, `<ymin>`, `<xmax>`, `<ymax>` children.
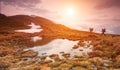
<box><xmin>0</xmin><ymin>13</ymin><xmax>120</xmax><ymax>47</ymax></box>
<box><xmin>0</xmin><ymin>13</ymin><xmax>96</xmax><ymax>47</ymax></box>
<box><xmin>0</xmin><ymin>13</ymin><xmax>120</xmax><ymax>70</ymax></box>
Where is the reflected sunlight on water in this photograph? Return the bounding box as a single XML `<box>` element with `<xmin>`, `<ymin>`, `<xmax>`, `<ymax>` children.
<box><xmin>24</xmin><ymin>39</ymin><xmax>93</xmax><ymax>59</ymax></box>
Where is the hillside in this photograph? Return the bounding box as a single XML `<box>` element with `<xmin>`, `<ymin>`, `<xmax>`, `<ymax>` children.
<box><xmin>0</xmin><ymin>13</ymin><xmax>119</xmax><ymax>47</ymax></box>
<box><xmin>0</xmin><ymin>13</ymin><xmax>120</xmax><ymax>70</ymax></box>
<box><xmin>0</xmin><ymin>13</ymin><xmax>97</xmax><ymax>47</ymax></box>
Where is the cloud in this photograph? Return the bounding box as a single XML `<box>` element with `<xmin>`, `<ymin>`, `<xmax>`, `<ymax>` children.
<box><xmin>95</xmin><ymin>0</ymin><xmax>120</xmax><ymax>9</ymax></box>
<box><xmin>0</xmin><ymin>0</ymin><xmax>55</xmax><ymax>16</ymax></box>
<box><xmin>27</xmin><ymin>7</ymin><xmax>55</xmax><ymax>14</ymax></box>
<box><xmin>113</xmin><ymin>27</ymin><xmax>120</xmax><ymax>34</ymax></box>
<box><xmin>0</xmin><ymin>0</ymin><xmax>41</xmax><ymax>7</ymax></box>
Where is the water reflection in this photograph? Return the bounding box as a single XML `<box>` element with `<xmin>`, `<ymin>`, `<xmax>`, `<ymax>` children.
<box><xmin>25</xmin><ymin>39</ymin><xmax>93</xmax><ymax>58</ymax></box>
<box><xmin>31</xmin><ymin>36</ymin><xmax>42</xmax><ymax>42</ymax></box>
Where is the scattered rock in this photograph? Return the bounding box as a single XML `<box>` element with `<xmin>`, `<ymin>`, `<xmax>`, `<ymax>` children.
<box><xmin>20</xmin><ymin>50</ymin><xmax>38</xmax><ymax>58</ymax></box>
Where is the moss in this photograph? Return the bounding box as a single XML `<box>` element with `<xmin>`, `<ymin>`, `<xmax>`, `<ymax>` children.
<box><xmin>49</xmin><ymin>61</ymin><xmax>62</xmax><ymax>68</ymax></box>
<box><xmin>73</xmin><ymin>67</ymin><xmax>87</xmax><ymax>70</ymax></box>
<box><xmin>60</xmin><ymin>63</ymin><xmax>72</xmax><ymax>68</ymax></box>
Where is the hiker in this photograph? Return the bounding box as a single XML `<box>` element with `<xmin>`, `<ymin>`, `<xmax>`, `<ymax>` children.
<box><xmin>89</xmin><ymin>28</ymin><xmax>93</xmax><ymax>33</ymax></box>
<box><xmin>102</xmin><ymin>28</ymin><xmax>106</xmax><ymax>35</ymax></box>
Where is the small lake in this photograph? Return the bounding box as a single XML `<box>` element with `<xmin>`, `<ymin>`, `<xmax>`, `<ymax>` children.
<box><xmin>15</xmin><ymin>22</ymin><xmax>93</xmax><ymax>59</ymax></box>
<box><xmin>24</xmin><ymin>39</ymin><xmax>93</xmax><ymax>59</ymax></box>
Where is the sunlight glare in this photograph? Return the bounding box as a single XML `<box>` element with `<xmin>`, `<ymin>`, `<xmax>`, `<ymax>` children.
<box><xmin>67</xmin><ymin>8</ymin><xmax>75</xmax><ymax>15</ymax></box>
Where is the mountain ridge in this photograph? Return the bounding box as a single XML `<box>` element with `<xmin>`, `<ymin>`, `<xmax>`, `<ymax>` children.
<box><xmin>0</xmin><ymin>13</ymin><xmax>119</xmax><ymax>48</ymax></box>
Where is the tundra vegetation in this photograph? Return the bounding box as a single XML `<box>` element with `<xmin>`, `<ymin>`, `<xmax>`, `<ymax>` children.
<box><xmin>0</xmin><ymin>34</ymin><xmax>120</xmax><ymax>70</ymax></box>
<box><xmin>0</xmin><ymin>14</ymin><xmax>120</xmax><ymax>70</ymax></box>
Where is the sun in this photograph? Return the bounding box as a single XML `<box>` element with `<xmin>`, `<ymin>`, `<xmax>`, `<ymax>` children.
<box><xmin>66</xmin><ymin>8</ymin><xmax>75</xmax><ymax>15</ymax></box>
<box><xmin>59</xmin><ymin>7</ymin><xmax>76</xmax><ymax>20</ymax></box>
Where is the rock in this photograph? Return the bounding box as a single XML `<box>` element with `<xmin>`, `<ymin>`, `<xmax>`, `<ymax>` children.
<box><xmin>72</xmin><ymin>45</ymin><xmax>79</xmax><ymax>49</ymax></box>
<box><xmin>79</xmin><ymin>49</ymin><xmax>83</xmax><ymax>51</ymax></box>
<box><xmin>93</xmin><ymin>45</ymin><xmax>103</xmax><ymax>51</ymax></box>
<box><xmin>49</xmin><ymin>61</ymin><xmax>62</xmax><ymax>68</ymax></box>
<box><xmin>62</xmin><ymin>53</ymin><xmax>70</xmax><ymax>59</ymax></box>
<box><xmin>39</xmin><ymin>55</ymin><xmax>47</xmax><ymax>61</ymax></box>
<box><xmin>41</xmin><ymin>53</ymin><xmax>47</xmax><ymax>55</ymax></box>
<box><xmin>59</xmin><ymin>63</ymin><xmax>72</xmax><ymax>69</ymax></box>
<box><xmin>16</xmin><ymin>60</ymin><xmax>35</xmax><ymax>67</ymax></box>
<box><xmin>77</xmin><ymin>41</ymin><xmax>85</xmax><ymax>47</ymax></box>
<box><xmin>49</xmin><ymin>54</ymin><xmax>60</xmax><ymax>61</ymax></box>
<box><xmin>89</xmin><ymin>57</ymin><xmax>103</xmax><ymax>66</ymax></box>
<box><xmin>59</xmin><ymin>51</ymin><xmax>65</xmax><ymax>54</ymax></box>
<box><xmin>40</xmin><ymin>64</ymin><xmax>50</xmax><ymax>70</ymax></box>
<box><xmin>20</xmin><ymin>50</ymin><xmax>38</xmax><ymax>58</ymax></box>
<box><xmin>79</xmin><ymin>61</ymin><xmax>91</xmax><ymax>68</ymax></box>
<box><xmin>44</xmin><ymin>60</ymin><xmax>53</xmax><ymax>64</ymax></box>
<box><xmin>88</xmin><ymin>50</ymin><xmax>103</xmax><ymax>57</ymax></box>
<box><xmin>49</xmin><ymin>54</ymin><xmax>58</xmax><ymax>58</ymax></box>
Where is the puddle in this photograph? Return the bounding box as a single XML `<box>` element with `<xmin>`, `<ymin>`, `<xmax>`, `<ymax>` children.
<box><xmin>25</xmin><ymin>39</ymin><xmax>93</xmax><ymax>59</ymax></box>
<box><xmin>15</xmin><ymin>22</ymin><xmax>43</xmax><ymax>33</ymax></box>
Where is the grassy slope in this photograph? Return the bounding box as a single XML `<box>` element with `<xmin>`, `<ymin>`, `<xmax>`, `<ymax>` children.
<box><xmin>0</xmin><ymin>13</ymin><xmax>119</xmax><ymax>47</ymax></box>
<box><xmin>0</xmin><ymin>14</ymin><xmax>120</xmax><ymax>70</ymax></box>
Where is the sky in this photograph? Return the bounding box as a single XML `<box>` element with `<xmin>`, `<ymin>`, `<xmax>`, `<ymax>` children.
<box><xmin>0</xmin><ymin>0</ymin><xmax>120</xmax><ymax>34</ymax></box>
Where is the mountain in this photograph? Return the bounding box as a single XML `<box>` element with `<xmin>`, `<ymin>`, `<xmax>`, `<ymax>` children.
<box><xmin>0</xmin><ymin>14</ymin><xmax>27</xmax><ymax>30</ymax></box>
<box><xmin>0</xmin><ymin>13</ymin><xmax>119</xmax><ymax>48</ymax></box>
<box><xmin>0</xmin><ymin>14</ymin><xmax>120</xmax><ymax>70</ymax></box>
<box><xmin>0</xmin><ymin>13</ymin><xmax>88</xmax><ymax>34</ymax></box>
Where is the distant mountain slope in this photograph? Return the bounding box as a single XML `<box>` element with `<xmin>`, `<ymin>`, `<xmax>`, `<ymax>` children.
<box><xmin>0</xmin><ymin>14</ymin><xmax>28</xmax><ymax>30</ymax></box>
<box><xmin>0</xmin><ymin>13</ymin><xmax>119</xmax><ymax>48</ymax></box>
<box><xmin>0</xmin><ymin>13</ymin><xmax>90</xmax><ymax>37</ymax></box>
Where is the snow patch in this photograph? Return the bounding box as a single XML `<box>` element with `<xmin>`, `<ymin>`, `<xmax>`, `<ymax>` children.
<box><xmin>15</xmin><ymin>22</ymin><xmax>43</xmax><ymax>33</ymax></box>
